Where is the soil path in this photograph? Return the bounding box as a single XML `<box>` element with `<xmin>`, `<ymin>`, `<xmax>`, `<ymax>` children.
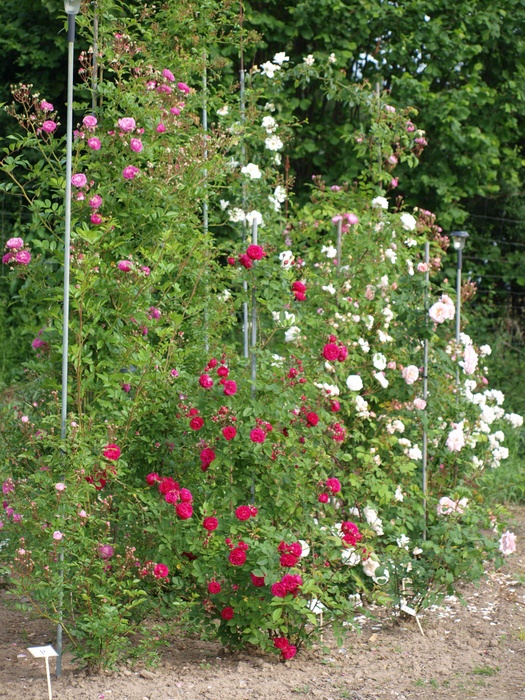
<box><xmin>1</xmin><ymin>508</ymin><xmax>525</xmax><ymax>700</ymax></box>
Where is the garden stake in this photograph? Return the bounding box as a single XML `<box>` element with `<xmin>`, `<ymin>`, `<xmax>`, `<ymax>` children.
<box><xmin>250</xmin><ymin>218</ymin><xmax>258</xmax><ymax>501</ymax></box>
<box><xmin>422</xmin><ymin>241</ymin><xmax>430</xmax><ymax>540</ymax></box>
<box><xmin>336</xmin><ymin>217</ymin><xmax>343</xmax><ymax>268</ymax></box>
<box><xmin>57</xmin><ymin>0</ymin><xmax>82</xmax><ymax>677</ymax></box>
<box><xmin>239</xmin><ymin>7</ymin><xmax>249</xmax><ymax>359</ymax></box>
<box><xmin>202</xmin><ymin>55</ymin><xmax>209</xmax><ymax>353</ymax></box>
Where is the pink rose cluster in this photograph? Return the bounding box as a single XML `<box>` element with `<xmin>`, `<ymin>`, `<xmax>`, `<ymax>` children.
<box><xmin>3</xmin><ymin>237</ymin><xmax>32</xmax><ymax>266</ymax></box>
<box><xmin>318</xmin><ymin>477</ymin><xmax>341</xmax><ymax>503</ymax></box>
<box><xmin>277</xmin><ymin>540</ymin><xmax>302</xmax><ymax>568</ymax></box>
<box><xmin>292</xmin><ymin>280</ymin><xmax>306</xmax><ymax>302</ymax></box>
<box><xmin>198</xmin><ymin>357</ymin><xmax>238</xmax><ymax>397</ymax></box>
<box><xmin>226</xmin><ymin>539</ymin><xmax>249</xmax><ymax>566</ymax></box>
<box><xmin>146</xmin><ymin>473</ymin><xmax>194</xmax><ymax>520</ymax></box>
<box><xmin>249</xmin><ymin>419</ymin><xmax>273</xmax><ymax>444</ymax></box>
<box><xmin>234</xmin><ymin>504</ymin><xmax>258</xmax><ymax>521</ymax></box>
<box><xmin>436</xmin><ymin>496</ymin><xmax>468</xmax><ymax>516</ymax></box>
<box><xmin>331</xmin><ymin>211</ymin><xmax>359</xmax><ymax>233</ymax></box>
<box><xmin>322</xmin><ymin>335</ymin><xmax>348</xmax><ymax>362</ymax></box>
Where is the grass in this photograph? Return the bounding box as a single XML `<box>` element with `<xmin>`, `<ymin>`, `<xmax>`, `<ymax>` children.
<box><xmin>471</xmin><ymin>665</ymin><xmax>500</xmax><ymax>676</ymax></box>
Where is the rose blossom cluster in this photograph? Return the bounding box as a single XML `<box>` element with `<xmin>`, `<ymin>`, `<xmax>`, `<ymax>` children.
<box><xmin>271</xmin><ymin>573</ymin><xmax>303</xmax><ymax>598</ymax></box>
<box><xmin>277</xmin><ymin>540</ymin><xmax>302</xmax><ymax>567</ymax></box>
<box><xmin>232</xmin><ymin>243</ymin><xmax>266</xmax><ymax>270</ymax></box>
<box><xmin>235</xmin><ymin>504</ymin><xmax>258</xmax><ymax>521</ymax></box>
<box><xmin>322</xmin><ymin>335</ymin><xmax>348</xmax><ymax>362</ymax></box>
<box><xmin>436</xmin><ymin>496</ymin><xmax>468</xmax><ymax>516</ymax></box>
<box><xmin>198</xmin><ymin>357</ymin><xmax>237</xmax><ymax>396</ymax></box>
<box><xmin>3</xmin><ymin>237</ymin><xmax>31</xmax><ymax>266</ymax></box>
<box><xmin>226</xmin><ymin>538</ymin><xmax>249</xmax><ymax>566</ymax></box>
<box><xmin>429</xmin><ymin>294</ymin><xmax>455</xmax><ymax>324</ymax></box>
<box><xmin>273</xmin><ymin>636</ymin><xmax>297</xmax><ymax>660</ymax></box>
<box><xmin>146</xmin><ymin>473</ymin><xmax>193</xmax><ymax>519</ymax></box>
<box><xmin>318</xmin><ymin>477</ymin><xmax>342</xmax><ymax>502</ymax></box>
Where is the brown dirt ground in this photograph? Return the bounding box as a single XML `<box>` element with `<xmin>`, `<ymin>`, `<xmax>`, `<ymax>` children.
<box><xmin>1</xmin><ymin>508</ymin><xmax>525</xmax><ymax>700</ymax></box>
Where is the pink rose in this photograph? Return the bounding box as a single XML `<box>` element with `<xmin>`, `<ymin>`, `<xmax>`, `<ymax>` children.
<box><xmin>71</xmin><ymin>173</ymin><xmax>87</xmax><ymax>188</ymax></box>
<box><xmin>162</xmin><ymin>68</ymin><xmax>175</xmax><ymax>82</ymax></box>
<box><xmin>15</xmin><ymin>250</ymin><xmax>31</xmax><ymax>265</ymax></box>
<box><xmin>6</xmin><ymin>237</ymin><xmax>24</xmax><ymax>250</ymax></box>
<box><xmin>83</xmin><ymin>115</ymin><xmax>98</xmax><ymax>128</ymax></box>
<box><xmin>40</xmin><ymin>100</ymin><xmax>54</xmax><ymax>112</ymax></box>
<box><xmin>87</xmin><ymin>137</ymin><xmax>101</xmax><ymax>150</ymax></box>
<box><xmin>177</xmin><ymin>82</ymin><xmax>190</xmax><ymax>94</ymax></box>
<box><xmin>117</xmin><ymin>260</ymin><xmax>133</xmax><ymax>272</ymax></box>
<box><xmin>42</xmin><ymin>120</ymin><xmax>57</xmax><ymax>134</ymax></box>
<box><xmin>122</xmin><ymin>165</ymin><xmax>140</xmax><ymax>180</ymax></box>
<box><xmin>118</xmin><ymin>117</ymin><xmax>136</xmax><ymax>132</ymax></box>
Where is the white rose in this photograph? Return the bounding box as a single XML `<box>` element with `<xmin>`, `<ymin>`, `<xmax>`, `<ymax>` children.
<box><xmin>346</xmin><ymin>375</ymin><xmax>363</xmax><ymax>392</ymax></box>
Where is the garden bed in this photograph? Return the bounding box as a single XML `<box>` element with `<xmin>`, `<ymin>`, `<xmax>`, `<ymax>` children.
<box><xmin>1</xmin><ymin>509</ymin><xmax>524</xmax><ymax>700</ymax></box>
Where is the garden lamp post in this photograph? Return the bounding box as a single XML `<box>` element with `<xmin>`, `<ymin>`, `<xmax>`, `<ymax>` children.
<box><xmin>450</xmin><ymin>230</ymin><xmax>469</xmax><ymax>386</ymax></box>
<box><xmin>57</xmin><ymin>0</ymin><xmax>82</xmax><ymax>678</ymax></box>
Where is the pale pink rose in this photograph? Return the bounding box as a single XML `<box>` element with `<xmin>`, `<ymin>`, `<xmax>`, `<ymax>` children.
<box><xmin>6</xmin><ymin>237</ymin><xmax>24</xmax><ymax>249</ymax></box>
<box><xmin>55</xmin><ymin>482</ymin><xmax>66</xmax><ymax>491</ymax></box>
<box><xmin>436</xmin><ymin>496</ymin><xmax>456</xmax><ymax>515</ymax></box>
<box><xmin>401</xmin><ymin>365</ymin><xmax>419</xmax><ymax>385</ymax></box>
<box><xmin>417</xmin><ymin>262</ymin><xmax>428</xmax><ymax>273</ymax></box>
<box><xmin>429</xmin><ymin>301</ymin><xmax>447</xmax><ymax>324</ymax></box>
<box><xmin>118</xmin><ymin>117</ymin><xmax>136</xmax><ymax>132</ymax></box>
<box><xmin>413</xmin><ymin>398</ymin><xmax>426</xmax><ymax>410</ymax></box>
<box><xmin>21</xmin><ymin>415</ymin><xmax>29</xmax><ymax>423</ymax></box>
<box><xmin>387</xmin><ymin>361</ymin><xmax>396</xmax><ymax>370</ymax></box>
<box><xmin>53</xmin><ymin>531</ymin><xmax>63</xmax><ymax>541</ymax></box>
<box><xmin>463</xmin><ymin>345</ymin><xmax>478</xmax><ymax>375</ymax></box>
<box><xmin>446</xmin><ymin>427</ymin><xmax>465</xmax><ymax>453</ymax></box>
<box><xmin>499</xmin><ymin>531</ymin><xmax>517</xmax><ymax>555</ymax></box>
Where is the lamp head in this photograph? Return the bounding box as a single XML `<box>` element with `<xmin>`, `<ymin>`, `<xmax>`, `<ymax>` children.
<box><xmin>64</xmin><ymin>0</ymin><xmax>82</xmax><ymax>14</ymax></box>
<box><xmin>450</xmin><ymin>230</ymin><xmax>469</xmax><ymax>251</ymax></box>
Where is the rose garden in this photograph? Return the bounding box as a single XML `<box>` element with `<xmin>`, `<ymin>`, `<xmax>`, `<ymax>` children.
<box><xmin>0</xmin><ymin>0</ymin><xmax>522</xmax><ymax>682</ymax></box>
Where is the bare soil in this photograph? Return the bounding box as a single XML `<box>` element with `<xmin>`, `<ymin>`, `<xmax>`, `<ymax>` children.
<box><xmin>2</xmin><ymin>509</ymin><xmax>525</xmax><ymax>700</ymax></box>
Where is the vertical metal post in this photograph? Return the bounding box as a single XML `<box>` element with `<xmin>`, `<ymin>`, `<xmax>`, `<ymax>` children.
<box><xmin>57</xmin><ymin>10</ymin><xmax>76</xmax><ymax>678</ymax></box>
<box><xmin>91</xmin><ymin>1</ymin><xmax>98</xmax><ymax>113</ymax></box>
<box><xmin>455</xmin><ymin>246</ymin><xmax>462</xmax><ymax>387</ymax></box>
<box><xmin>240</xmin><ymin>62</ymin><xmax>249</xmax><ymax>358</ymax></box>
<box><xmin>422</xmin><ymin>242</ymin><xmax>430</xmax><ymax>540</ymax></box>
<box><xmin>202</xmin><ymin>56</ymin><xmax>209</xmax><ymax>353</ymax></box>
<box><xmin>250</xmin><ymin>219</ymin><xmax>258</xmax><ymax>392</ymax></box>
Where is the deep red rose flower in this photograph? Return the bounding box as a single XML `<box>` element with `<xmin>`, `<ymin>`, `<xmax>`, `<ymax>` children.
<box><xmin>103</xmin><ymin>443</ymin><xmax>121</xmax><ymax>460</ymax></box>
<box><xmin>326</xmin><ymin>477</ymin><xmax>341</xmax><ymax>493</ymax></box>
<box><xmin>280</xmin><ymin>553</ymin><xmax>299</xmax><ymax>568</ymax></box>
<box><xmin>190</xmin><ymin>416</ymin><xmax>204</xmax><ymax>430</ymax></box>
<box><xmin>288</xmin><ymin>367</ymin><xmax>298</xmax><ymax>378</ymax></box>
<box><xmin>188</xmin><ymin>407</ymin><xmax>199</xmax><ymax>416</ymax></box>
<box><xmin>318</xmin><ymin>493</ymin><xmax>329</xmax><ymax>503</ymax></box>
<box><xmin>208</xmin><ymin>358</ymin><xmax>218</xmax><ymax>368</ymax></box>
<box><xmin>227</xmin><ymin>256</ymin><xmax>236</xmax><ymax>265</ymax></box>
<box><xmin>294</xmin><ymin>291</ymin><xmax>306</xmax><ymax>301</ymax></box>
<box><xmin>246</xmin><ymin>244</ymin><xmax>265</xmax><ymax>260</ymax></box>
<box><xmin>273</xmin><ymin>637</ymin><xmax>289</xmax><ymax>650</ymax></box>
<box><xmin>203</xmin><ymin>516</ymin><xmax>218</xmax><ymax>531</ymax></box>
<box><xmin>239</xmin><ymin>254</ymin><xmax>253</xmax><ymax>269</ymax></box>
<box><xmin>223</xmin><ymin>380</ymin><xmax>237</xmax><ymax>396</ymax></box>
<box><xmin>153</xmin><ymin>563</ymin><xmax>169</xmax><ymax>579</ymax></box>
<box><xmin>179</xmin><ymin>488</ymin><xmax>193</xmax><ymax>503</ymax></box>
<box><xmin>291</xmin><ymin>281</ymin><xmax>306</xmax><ymax>293</ymax></box>
<box><xmin>306</xmin><ymin>412</ymin><xmax>319</xmax><ymax>426</ymax></box>
<box><xmin>217</xmin><ymin>366</ymin><xmax>229</xmax><ymax>377</ymax></box>
<box><xmin>165</xmin><ymin>491</ymin><xmax>178</xmax><ymax>504</ymax></box>
<box><xmin>281</xmin><ymin>645</ymin><xmax>297</xmax><ymax>660</ymax></box>
<box><xmin>281</xmin><ymin>573</ymin><xmax>302</xmax><ymax>592</ymax></box>
<box><xmin>222</xmin><ymin>426</ymin><xmax>237</xmax><ymax>440</ymax></box>
<box><xmin>228</xmin><ymin>548</ymin><xmax>247</xmax><ymax>566</ymax></box>
<box><xmin>208</xmin><ymin>581</ymin><xmax>221</xmax><ymax>594</ymax></box>
<box><xmin>159</xmin><ymin>477</ymin><xmax>179</xmax><ymax>495</ymax></box>
<box><xmin>235</xmin><ymin>505</ymin><xmax>251</xmax><ymax>521</ymax></box>
<box><xmin>250</xmin><ymin>428</ymin><xmax>266</xmax><ymax>443</ymax></box>
<box><xmin>330</xmin><ymin>400</ymin><xmax>341</xmax><ymax>412</ymax></box>
<box><xmin>146</xmin><ymin>472</ymin><xmax>160</xmax><ymax>485</ymax></box>
<box><xmin>199</xmin><ymin>373</ymin><xmax>213</xmax><ymax>389</ymax></box>
<box><xmin>289</xmin><ymin>542</ymin><xmax>302</xmax><ymax>558</ymax></box>
<box><xmin>271</xmin><ymin>582</ymin><xmax>287</xmax><ymax>598</ymax></box>
<box><xmin>250</xmin><ymin>573</ymin><xmax>265</xmax><ymax>587</ymax></box>
<box><xmin>322</xmin><ymin>343</ymin><xmax>339</xmax><ymax>361</ymax></box>
<box><xmin>200</xmin><ymin>448</ymin><xmax>216</xmax><ymax>466</ymax></box>
<box><xmin>250</xmin><ymin>506</ymin><xmax>258</xmax><ymax>517</ymax></box>
<box><xmin>337</xmin><ymin>344</ymin><xmax>348</xmax><ymax>362</ymax></box>
<box><xmin>221</xmin><ymin>606</ymin><xmax>234</xmax><ymax>620</ymax></box>
<box><xmin>176</xmin><ymin>502</ymin><xmax>193</xmax><ymax>519</ymax></box>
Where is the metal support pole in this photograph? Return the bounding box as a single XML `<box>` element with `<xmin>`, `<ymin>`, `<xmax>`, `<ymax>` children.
<box><xmin>250</xmin><ymin>219</ymin><xmax>258</xmax><ymax>393</ymax></box>
<box><xmin>455</xmin><ymin>247</ymin><xmax>462</xmax><ymax>387</ymax></box>
<box><xmin>91</xmin><ymin>2</ymin><xmax>98</xmax><ymax>112</ymax></box>
<box><xmin>57</xmin><ymin>11</ymin><xmax>76</xmax><ymax>678</ymax></box>
<box><xmin>422</xmin><ymin>242</ymin><xmax>430</xmax><ymax>540</ymax></box>
<box><xmin>336</xmin><ymin>217</ymin><xmax>342</xmax><ymax>269</ymax></box>
<box><xmin>202</xmin><ymin>58</ymin><xmax>209</xmax><ymax>353</ymax></box>
<box><xmin>240</xmin><ymin>63</ymin><xmax>249</xmax><ymax>358</ymax></box>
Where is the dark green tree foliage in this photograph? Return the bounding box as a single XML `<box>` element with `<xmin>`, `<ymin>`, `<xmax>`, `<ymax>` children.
<box><xmin>246</xmin><ymin>0</ymin><xmax>525</xmax><ymax>226</ymax></box>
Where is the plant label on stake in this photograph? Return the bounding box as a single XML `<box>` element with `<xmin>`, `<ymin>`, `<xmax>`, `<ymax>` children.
<box><xmin>27</xmin><ymin>645</ymin><xmax>58</xmax><ymax>700</ymax></box>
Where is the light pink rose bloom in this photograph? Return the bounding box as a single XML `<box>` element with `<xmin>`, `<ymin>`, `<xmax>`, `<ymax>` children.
<box><xmin>436</xmin><ymin>496</ymin><xmax>456</xmax><ymax>515</ymax></box>
<box><xmin>401</xmin><ymin>365</ymin><xmax>419</xmax><ymax>385</ymax></box>
<box><xmin>40</xmin><ymin>100</ymin><xmax>54</xmax><ymax>112</ymax></box>
<box><xmin>87</xmin><ymin>137</ymin><xmax>101</xmax><ymax>150</ymax></box>
<box><xmin>499</xmin><ymin>531</ymin><xmax>517</xmax><ymax>555</ymax></box>
<box><xmin>21</xmin><ymin>416</ymin><xmax>29</xmax><ymax>423</ymax></box>
<box><xmin>413</xmin><ymin>398</ymin><xmax>426</xmax><ymax>410</ymax></box>
<box><xmin>83</xmin><ymin>115</ymin><xmax>98</xmax><ymax>128</ymax></box>
<box><xmin>42</xmin><ymin>120</ymin><xmax>57</xmax><ymax>134</ymax></box>
<box><xmin>417</xmin><ymin>262</ymin><xmax>428</xmax><ymax>273</ymax></box>
<box><xmin>71</xmin><ymin>173</ymin><xmax>87</xmax><ymax>188</ymax></box>
<box><xmin>118</xmin><ymin>117</ymin><xmax>136</xmax><ymax>132</ymax></box>
<box><xmin>53</xmin><ymin>531</ymin><xmax>63</xmax><ymax>541</ymax></box>
<box><xmin>429</xmin><ymin>301</ymin><xmax>447</xmax><ymax>323</ymax></box>
<box><xmin>55</xmin><ymin>483</ymin><xmax>66</xmax><ymax>491</ymax></box>
<box><xmin>15</xmin><ymin>250</ymin><xmax>31</xmax><ymax>265</ymax></box>
<box><xmin>463</xmin><ymin>345</ymin><xmax>478</xmax><ymax>375</ymax></box>
<box><xmin>130</xmin><ymin>138</ymin><xmax>143</xmax><ymax>152</ymax></box>
<box><xmin>6</xmin><ymin>237</ymin><xmax>24</xmax><ymax>249</ymax></box>
<box><xmin>446</xmin><ymin>427</ymin><xmax>465</xmax><ymax>453</ymax></box>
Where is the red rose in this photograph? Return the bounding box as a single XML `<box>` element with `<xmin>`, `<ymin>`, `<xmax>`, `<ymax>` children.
<box><xmin>235</xmin><ymin>505</ymin><xmax>251</xmax><ymax>521</ymax></box>
<box><xmin>289</xmin><ymin>542</ymin><xmax>302</xmax><ymax>558</ymax></box>
<box><xmin>291</xmin><ymin>281</ymin><xmax>306</xmax><ymax>293</ymax></box>
<box><xmin>190</xmin><ymin>416</ymin><xmax>204</xmax><ymax>430</ymax></box>
<box><xmin>246</xmin><ymin>244</ymin><xmax>265</xmax><ymax>260</ymax></box>
<box><xmin>318</xmin><ymin>493</ymin><xmax>329</xmax><ymax>503</ymax></box>
<box><xmin>228</xmin><ymin>548</ymin><xmax>247</xmax><ymax>566</ymax></box>
<box><xmin>271</xmin><ymin>582</ymin><xmax>288</xmax><ymax>598</ymax></box>
<box><xmin>223</xmin><ymin>380</ymin><xmax>237</xmax><ymax>396</ymax></box>
<box><xmin>159</xmin><ymin>477</ymin><xmax>179</xmax><ymax>494</ymax></box>
<box><xmin>306</xmin><ymin>412</ymin><xmax>319</xmax><ymax>426</ymax></box>
<box><xmin>281</xmin><ymin>573</ymin><xmax>302</xmax><ymax>592</ymax></box>
<box><xmin>207</xmin><ymin>358</ymin><xmax>218</xmax><ymax>368</ymax></box>
<box><xmin>326</xmin><ymin>477</ymin><xmax>341</xmax><ymax>493</ymax></box>
<box><xmin>165</xmin><ymin>491</ymin><xmax>178</xmax><ymax>504</ymax></box>
<box><xmin>337</xmin><ymin>344</ymin><xmax>348</xmax><ymax>362</ymax></box>
<box><xmin>179</xmin><ymin>488</ymin><xmax>192</xmax><ymax>503</ymax></box>
<box><xmin>250</xmin><ymin>573</ymin><xmax>265</xmax><ymax>587</ymax></box>
<box><xmin>203</xmin><ymin>516</ymin><xmax>218</xmax><ymax>531</ymax></box>
<box><xmin>103</xmin><ymin>443</ymin><xmax>121</xmax><ymax>460</ymax></box>
<box><xmin>239</xmin><ymin>254</ymin><xmax>253</xmax><ymax>269</ymax></box>
<box><xmin>200</xmin><ymin>448</ymin><xmax>216</xmax><ymax>466</ymax></box>
<box><xmin>199</xmin><ymin>373</ymin><xmax>213</xmax><ymax>389</ymax></box>
<box><xmin>227</xmin><ymin>256</ymin><xmax>236</xmax><ymax>265</ymax></box>
<box><xmin>176</xmin><ymin>502</ymin><xmax>193</xmax><ymax>519</ymax></box>
<box><xmin>217</xmin><ymin>366</ymin><xmax>229</xmax><ymax>377</ymax></box>
<box><xmin>153</xmin><ymin>563</ymin><xmax>169</xmax><ymax>579</ymax></box>
<box><xmin>281</xmin><ymin>645</ymin><xmax>297</xmax><ymax>660</ymax></box>
<box><xmin>250</xmin><ymin>428</ymin><xmax>266</xmax><ymax>443</ymax></box>
<box><xmin>208</xmin><ymin>581</ymin><xmax>221</xmax><ymax>594</ymax></box>
<box><xmin>222</xmin><ymin>426</ymin><xmax>237</xmax><ymax>440</ymax></box>
<box><xmin>273</xmin><ymin>637</ymin><xmax>289</xmax><ymax>650</ymax></box>
<box><xmin>221</xmin><ymin>606</ymin><xmax>234</xmax><ymax>620</ymax></box>
<box><xmin>146</xmin><ymin>472</ymin><xmax>160</xmax><ymax>485</ymax></box>
<box><xmin>322</xmin><ymin>343</ymin><xmax>339</xmax><ymax>361</ymax></box>
<box><xmin>294</xmin><ymin>291</ymin><xmax>306</xmax><ymax>301</ymax></box>
<box><xmin>280</xmin><ymin>553</ymin><xmax>299</xmax><ymax>568</ymax></box>
<box><xmin>330</xmin><ymin>400</ymin><xmax>341</xmax><ymax>412</ymax></box>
